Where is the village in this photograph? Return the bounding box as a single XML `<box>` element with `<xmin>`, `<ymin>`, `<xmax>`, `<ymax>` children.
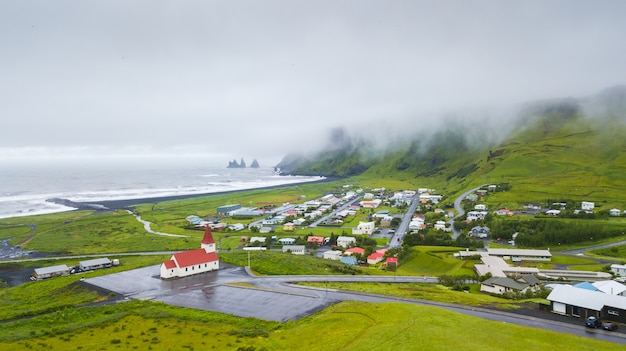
<box><xmin>32</xmin><ymin>184</ymin><xmax>626</xmax><ymax>329</ymax></box>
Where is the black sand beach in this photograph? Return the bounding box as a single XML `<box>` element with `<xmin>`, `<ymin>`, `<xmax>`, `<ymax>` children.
<box><xmin>60</xmin><ymin>176</ymin><xmax>338</xmax><ymax>211</ymax></box>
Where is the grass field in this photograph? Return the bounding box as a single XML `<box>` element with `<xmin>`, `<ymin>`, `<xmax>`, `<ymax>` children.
<box><xmin>0</xmin><ymin>300</ymin><xmax>621</xmax><ymax>351</ymax></box>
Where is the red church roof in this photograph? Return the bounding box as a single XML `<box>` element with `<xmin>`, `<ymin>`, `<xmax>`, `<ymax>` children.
<box><xmin>172</xmin><ymin>249</ymin><xmax>218</xmax><ymax>268</ymax></box>
<box><xmin>163</xmin><ymin>259</ymin><xmax>177</xmax><ymax>269</ymax></box>
<box><xmin>202</xmin><ymin>226</ymin><xmax>215</xmax><ymax>245</ymax></box>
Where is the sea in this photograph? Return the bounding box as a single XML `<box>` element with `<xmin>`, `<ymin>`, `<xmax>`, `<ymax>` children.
<box><xmin>0</xmin><ymin>158</ymin><xmax>323</xmax><ymax>220</ymax></box>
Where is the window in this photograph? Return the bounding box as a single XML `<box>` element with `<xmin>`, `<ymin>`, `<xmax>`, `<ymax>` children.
<box><xmin>572</xmin><ymin>306</ymin><xmax>580</xmax><ymax>317</ymax></box>
<box><xmin>608</xmin><ymin>310</ymin><xmax>620</xmax><ymax>316</ymax></box>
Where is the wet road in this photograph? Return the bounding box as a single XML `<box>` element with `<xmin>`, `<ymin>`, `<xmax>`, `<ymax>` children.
<box><xmin>84</xmin><ymin>265</ymin><xmax>626</xmax><ymax>344</ymax></box>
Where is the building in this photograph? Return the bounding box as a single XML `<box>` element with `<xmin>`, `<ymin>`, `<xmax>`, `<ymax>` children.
<box><xmin>367</xmin><ymin>252</ymin><xmax>385</xmax><ymax>265</ymax></box>
<box><xmin>611</xmin><ymin>264</ymin><xmax>626</xmax><ymax>277</ymax></box>
<box><xmin>581</xmin><ymin>201</ymin><xmax>595</xmax><ymax>211</ymax></box>
<box><xmin>282</xmin><ymin>245</ymin><xmax>306</xmax><ymax>255</ymax></box>
<box><xmin>324</xmin><ymin>250</ymin><xmax>343</xmax><ymax>260</ymax></box>
<box><xmin>337</xmin><ymin>236</ymin><xmax>357</xmax><ymax>248</ymax></box>
<box><xmin>278</xmin><ymin>238</ymin><xmax>296</xmax><ymax>245</ymax></box>
<box><xmin>352</xmin><ymin>221</ymin><xmax>375</xmax><ymax>235</ymax></box>
<box><xmin>32</xmin><ymin>264</ymin><xmax>70</xmax><ymax>280</ymax></box>
<box><xmin>547</xmin><ymin>284</ymin><xmax>626</xmax><ymax>323</ymax></box>
<box><xmin>79</xmin><ymin>258</ymin><xmax>112</xmax><ymax>271</ymax></box>
<box><xmin>340</xmin><ymin>256</ymin><xmax>358</xmax><ymax>265</ymax></box>
<box><xmin>283</xmin><ymin>222</ymin><xmax>295</xmax><ymax>231</ymax></box>
<box><xmin>480</xmin><ymin>276</ymin><xmax>539</xmax><ymax>295</ymax></box>
<box><xmin>486</xmin><ymin>248</ymin><xmax>552</xmax><ymax>261</ymax></box>
<box><xmin>217</xmin><ymin>204</ymin><xmax>241</xmax><ymax>215</ymax></box>
<box><xmin>344</xmin><ymin>247</ymin><xmax>365</xmax><ymax>256</ymax></box>
<box><xmin>160</xmin><ymin>226</ymin><xmax>219</xmax><ymax>279</ymax></box>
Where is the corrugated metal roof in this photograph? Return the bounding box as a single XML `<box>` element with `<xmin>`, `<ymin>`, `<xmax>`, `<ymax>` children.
<box><xmin>80</xmin><ymin>257</ymin><xmax>111</xmax><ymax>267</ymax></box>
<box><xmin>547</xmin><ymin>284</ymin><xmax>626</xmax><ymax>310</ymax></box>
<box><xmin>34</xmin><ymin>264</ymin><xmax>69</xmax><ymax>275</ymax></box>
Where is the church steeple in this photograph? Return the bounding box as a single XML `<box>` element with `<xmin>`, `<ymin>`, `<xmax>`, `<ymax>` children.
<box><xmin>201</xmin><ymin>225</ymin><xmax>216</xmax><ymax>253</ymax></box>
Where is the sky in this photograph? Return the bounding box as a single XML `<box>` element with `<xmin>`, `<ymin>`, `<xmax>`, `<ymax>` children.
<box><xmin>1</xmin><ymin>1</ymin><xmax>625</xmax><ymax>167</ymax></box>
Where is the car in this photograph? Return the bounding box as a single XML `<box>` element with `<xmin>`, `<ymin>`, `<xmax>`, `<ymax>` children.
<box><xmin>585</xmin><ymin>316</ymin><xmax>602</xmax><ymax>328</ymax></box>
<box><xmin>603</xmin><ymin>322</ymin><xmax>618</xmax><ymax>331</ymax></box>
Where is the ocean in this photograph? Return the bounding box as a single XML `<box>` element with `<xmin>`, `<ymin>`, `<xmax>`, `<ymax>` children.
<box><xmin>0</xmin><ymin>159</ymin><xmax>323</xmax><ymax>220</ymax></box>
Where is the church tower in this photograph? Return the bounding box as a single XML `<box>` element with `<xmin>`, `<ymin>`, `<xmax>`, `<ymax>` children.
<box><xmin>201</xmin><ymin>225</ymin><xmax>216</xmax><ymax>253</ymax></box>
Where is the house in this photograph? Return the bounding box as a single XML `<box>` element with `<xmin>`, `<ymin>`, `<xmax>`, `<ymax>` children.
<box><xmin>610</xmin><ymin>209</ymin><xmax>621</xmax><ymax>216</ymax></box>
<box><xmin>352</xmin><ymin>221</ymin><xmax>375</xmax><ymax>235</ymax></box>
<box><xmin>337</xmin><ymin>236</ymin><xmax>357</xmax><ymax>248</ymax></box>
<box><xmin>581</xmin><ymin>201</ymin><xmax>595</xmax><ymax>211</ymax></box>
<box><xmin>228</xmin><ymin>223</ymin><xmax>245</xmax><ymax>231</ymax></box>
<box><xmin>545</xmin><ymin>209</ymin><xmax>561</xmax><ymax>216</ymax></box>
<box><xmin>524</xmin><ymin>203</ymin><xmax>542</xmax><ymax>211</ymax></box>
<box><xmin>470</xmin><ymin>226</ymin><xmax>490</xmax><ymax>238</ymax></box>
<box><xmin>360</xmin><ymin>199</ymin><xmax>382</xmax><ymax>208</ymax></box>
<box><xmin>474</xmin><ymin>204</ymin><xmax>487</xmax><ymax>211</ymax></box>
<box><xmin>278</xmin><ymin>237</ymin><xmax>296</xmax><ymax>245</ymax></box>
<box><xmin>367</xmin><ymin>252</ymin><xmax>385</xmax><ymax>265</ymax></box>
<box><xmin>33</xmin><ymin>264</ymin><xmax>70</xmax><ymax>280</ymax></box>
<box><xmin>547</xmin><ymin>284</ymin><xmax>626</xmax><ymax>323</ymax></box>
<box><xmin>79</xmin><ymin>257</ymin><xmax>112</xmax><ymax>271</ymax></box>
<box><xmin>323</xmin><ymin>250</ymin><xmax>343</xmax><ymax>260</ymax></box>
<box><xmin>282</xmin><ymin>245</ymin><xmax>306</xmax><ymax>255</ymax></box>
<box><xmin>385</xmin><ymin>257</ymin><xmax>398</xmax><ymax>267</ymax></box>
<box><xmin>283</xmin><ymin>222</ymin><xmax>295</xmax><ymax>231</ymax></box>
<box><xmin>466</xmin><ymin>211</ymin><xmax>488</xmax><ymax>221</ymax></box>
<box><xmin>434</xmin><ymin>220</ymin><xmax>448</xmax><ymax>231</ymax></box>
<box><xmin>344</xmin><ymin>247</ymin><xmax>365</xmax><ymax>256</ymax></box>
<box><xmin>611</xmin><ymin>264</ymin><xmax>626</xmax><ymax>277</ymax></box>
<box><xmin>476</xmin><ymin>189</ymin><xmax>488</xmax><ymax>196</ymax></box>
<box><xmin>480</xmin><ymin>276</ymin><xmax>539</xmax><ymax>295</ymax></box>
<box><xmin>160</xmin><ymin>226</ymin><xmax>219</xmax><ymax>279</ymax></box>
<box><xmin>307</xmin><ymin>236</ymin><xmax>326</xmax><ymax>246</ymax></box>
<box><xmin>249</xmin><ymin>236</ymin><xmax>267</xmax><ymax>244</ymax></box>
<box><xmin>493</xmin><ymin>208</ymin><xmax>513</xmax><ymax>216</ymax></box>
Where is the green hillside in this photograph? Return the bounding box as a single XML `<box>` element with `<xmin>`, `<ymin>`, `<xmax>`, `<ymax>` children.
<box><xmin>278</xmin><ymin>86</ymin><xmax>626</xmax><ymax>206</ymax></box>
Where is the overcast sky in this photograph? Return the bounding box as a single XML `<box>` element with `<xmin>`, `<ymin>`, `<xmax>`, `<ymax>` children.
<box><xmin>1</xmin><ymin>1</ymin><xmax>625</xmax><ymax>167</ymax></box>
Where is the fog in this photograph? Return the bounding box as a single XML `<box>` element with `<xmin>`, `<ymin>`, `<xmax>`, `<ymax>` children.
<box><xmin>1</xmin><ymin>1</ymin><xmax>625</xmax><ymax>167</ymax></box>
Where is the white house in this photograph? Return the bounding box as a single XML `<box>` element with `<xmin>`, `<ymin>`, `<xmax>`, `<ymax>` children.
<box><xmin>611</xmin><ymin>264</ymin><xmax>626</xmax><ymax>277</ymax></box>
<box><xmin>278</xmin><ymin>238</ymin><xmax>296</xmax><ymax>245</ymax></box>
<box><xmin>160</xmin><ymin>226</ymin><xmax>219</xmax><ymax>279</ymax></box>
<box><xmin>466</xmin><ymin>211</ymin><xmax>488</xmax><ymax>221</ymax></box>
<box><xmin>352</xmin><ymin>221</ymin><xmax>375</xmax><ymax>235</ymax></box>
<box><xmin>480</xmin><ymin>276</ymin><xmax>539</xmax><ymax>295</ymax></box>
<box><xmin>434</xmin><ymin>220</ymin><xmax>449</xmax><ymax>231</ymax></box>
<box><xmin>282</xmin><ymin>245</ymin><xmax>306</xmax><ymax>255</ymax></box>
<box><xmin>337</xmin><ymin>236</ymin><xmax>357</xmax><ymax>248</ymax></box>
<box><xmin>610</xmin><ymin>209</ymin><xmax>621</xmax><ymax>216</ymax></box>
<box><xmin>581</xmin><ymin>201</ymin><xmax>595</xmax><ymax>211</ymax></box>
<box><xmin>474</xmin><ymin>204</ymin><xmax>487</xmax><ymax>211</ymax></box>
<box><xmin>323</xmin><ymin>250</ymin><xmax>343</xmax><ymax>260</ymax></box>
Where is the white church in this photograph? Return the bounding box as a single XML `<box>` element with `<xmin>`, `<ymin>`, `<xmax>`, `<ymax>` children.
<box><xmin>160</xmin><ymin>225</ymin><xmax>220</xmax><ymax>279</ymax></box>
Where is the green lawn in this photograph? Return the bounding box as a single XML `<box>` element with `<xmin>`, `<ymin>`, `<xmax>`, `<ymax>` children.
<box><xmin>0</xmin><ymin>300</ymin><xmax>622</xmax><ymax>351</ymax></box>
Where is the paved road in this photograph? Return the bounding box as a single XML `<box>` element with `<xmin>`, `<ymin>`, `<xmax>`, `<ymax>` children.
<box><xmin>83</xmin><ymin>265</ymin><xmax>626</xmax><ymax>345</ymax></box>
<box><xmin>388</xmin><ymin>194</ymin><xmax>419</xmax><ymax>248</ymax></box>
<box><xmin>450</xmin><ymin>184</ymin><xmax>487</xmax><ymax>239</ymax></box>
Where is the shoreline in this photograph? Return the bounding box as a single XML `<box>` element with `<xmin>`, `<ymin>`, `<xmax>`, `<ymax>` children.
<box><xmin>64</xmin><ymin>176</ymin><xmax>341</xmax><ymax>211</ymax></box>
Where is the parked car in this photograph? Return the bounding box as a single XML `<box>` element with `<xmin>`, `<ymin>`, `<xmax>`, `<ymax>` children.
<box><xmin>585</xmin><ymin>316</ymin><xmax>602</xmax><ymax>328</ymax></box>
<box><xmin>603</xmin><ymin>322</ymin><xmax>618</xmax><ymax>331</ymax></box>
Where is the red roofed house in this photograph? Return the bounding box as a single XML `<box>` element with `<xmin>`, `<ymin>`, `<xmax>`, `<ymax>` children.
<box><xmin>385</xmin><ymin>257</ymin><xmax>398</xmax><ymax>267</ymax></box>
<box><xmin>344</xmin><ymin>247</ymin><xmax>365</xmax><ymax>256</ymax></box>
<box><xmin>307</xmin><ymin>236</ymin><xmax>326</xmax><ymax>246</ymax></box>
<box><xmin>367</xmin><ymin>252</ymin><xmax>385</xmax><ymax>265</ymax></box>
<box><xmin>160</xmin><ymin>226</ymin><xmax>219</xmax><ymax>279</ymax></box>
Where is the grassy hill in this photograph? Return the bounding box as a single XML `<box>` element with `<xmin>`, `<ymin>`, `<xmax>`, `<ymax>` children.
<box><xmin>279</xmin><ymin>86</ymin><xmax>626</xmax><ymax>207</ymax></box>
